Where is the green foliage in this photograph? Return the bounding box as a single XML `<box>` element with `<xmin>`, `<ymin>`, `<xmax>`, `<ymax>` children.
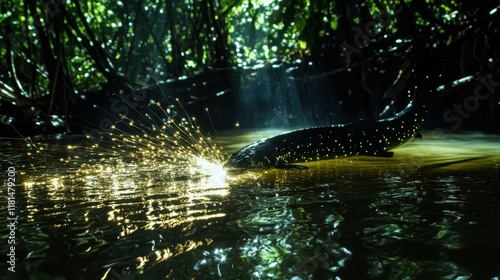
<box><xmin>0</xmin><ymin>0</ymin><xmax>490</xmax><ymax>118</ymax></box>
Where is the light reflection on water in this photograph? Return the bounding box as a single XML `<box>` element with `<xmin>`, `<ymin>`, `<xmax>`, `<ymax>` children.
<box><xmin>0</xmin><ymin>132</ymin><xmax>499</xmax><ymax>279</ymax></box>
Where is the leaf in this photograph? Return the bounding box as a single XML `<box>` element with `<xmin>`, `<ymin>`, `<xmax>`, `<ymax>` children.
<box><xmin>298</xmin><ymin>40</ymin><xmax>307</xmax><ymax>49</ymax></box>
<box><xmin>330</xmin><ymin>19</ymin><xmax>338</xmax><ymax>30</ymax></box>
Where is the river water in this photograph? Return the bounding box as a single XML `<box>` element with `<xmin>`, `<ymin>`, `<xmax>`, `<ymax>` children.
<box><xmin>1</xmin><ymin>131</ymin><xmax>499</xmax><ymax>279</ymax></box>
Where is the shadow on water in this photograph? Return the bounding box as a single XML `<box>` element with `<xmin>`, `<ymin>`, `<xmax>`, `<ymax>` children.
<box><xmin>1</xmin><ymin>132</ymin><xmax>499</xmax><ymax>279</ymax></box>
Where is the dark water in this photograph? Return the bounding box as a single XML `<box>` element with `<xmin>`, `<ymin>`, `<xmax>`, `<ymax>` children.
<box><xmin>1</xmin><ymin>132</ymin><xmax>499</xmax><ymax>279</ymax></box>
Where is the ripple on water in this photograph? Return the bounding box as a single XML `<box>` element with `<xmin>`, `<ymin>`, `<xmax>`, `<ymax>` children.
<box><xmin>2</xmin><ymin>132</ymin><xmax>500</xmax><ymax>279</ymax></box>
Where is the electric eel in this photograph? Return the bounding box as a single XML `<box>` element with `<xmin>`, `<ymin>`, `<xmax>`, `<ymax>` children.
<box><xmin>223</xmin><ymin>83</ymin><xmax>427</xmax><ymax>173</ymax></box>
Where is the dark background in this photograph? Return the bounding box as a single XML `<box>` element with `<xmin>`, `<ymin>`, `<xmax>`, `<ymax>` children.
<box><xmin>1</xmin><ymin>0</ymin><xmax>499</xmax><ymax>137</ymax></box>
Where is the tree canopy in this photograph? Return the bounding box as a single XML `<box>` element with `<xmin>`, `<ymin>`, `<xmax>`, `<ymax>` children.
<box><xmin>1</xmin><ymin>0</ymin><xmax>499</xmax><ymax>135</ymax></box>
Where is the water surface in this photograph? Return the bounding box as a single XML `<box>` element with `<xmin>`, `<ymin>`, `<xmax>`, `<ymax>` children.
<box><xmin>1</xmin><ymin>132</ymin><xmax>499</xmax><ymax>279</ymax></box>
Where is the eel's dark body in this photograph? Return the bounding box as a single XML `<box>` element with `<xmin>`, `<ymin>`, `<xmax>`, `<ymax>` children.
<box><xmin>223</xmin><ymin>93</ymin><xmax>426</xmax><ymax>173</ymax></box>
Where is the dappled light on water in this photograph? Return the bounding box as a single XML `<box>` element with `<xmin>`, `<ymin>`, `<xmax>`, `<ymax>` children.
<box><xmin>16</xmin><ymin>151</ymin><xmax>231</xmax><ymax>278</ymax></box>
<box><xmin>2</xmin><ymin>131</ymin><xmax>499</xmax><ymax>278</ymax></box>
<box><xmin>12</xmin><ymin>115</ymin><xmax>231</xmax><ymax>277</ymax></box>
